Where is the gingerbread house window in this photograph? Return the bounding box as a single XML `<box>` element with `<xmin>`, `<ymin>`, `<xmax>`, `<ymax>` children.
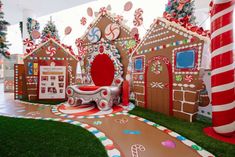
<box><xmin>176</xmin><ymin>50</ymin><xmax>195</xmax><ymax>69</ymax></box>
<box><xmin>134</xmin><ymin>56</ymin><xmax>144</xmax><ymax>73</ymax></box>
<box><xmin>173</xmin><ymin>46</ymin><xmax>199</xmax><ymax>73</ymax></box>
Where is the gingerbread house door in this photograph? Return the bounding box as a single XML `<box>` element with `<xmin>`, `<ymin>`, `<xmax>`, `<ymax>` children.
<box><xmin>145</xmin><ymin>56</ymin><xmax>173</xmax><ymax>115</ymax></box>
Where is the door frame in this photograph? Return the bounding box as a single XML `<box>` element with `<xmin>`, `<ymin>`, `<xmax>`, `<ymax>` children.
<box><xmin>144</xmin><ymin>55</ymin><xmax>173</xmax><ymax>115</ymax></box>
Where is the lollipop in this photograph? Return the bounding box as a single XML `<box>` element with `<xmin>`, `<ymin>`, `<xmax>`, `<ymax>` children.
<box><xmin>88</xmin><ymin>27</ymin><xmax>101</xmax><ymax>43</ymax></box>
<box><xmin>105</xmin><ymin>23</ymin><xmax>120</xmax><ymax>41</ymax></box>
<box><xmin>46</xmin><ymin>46</ymin><xmax>56</xmax><ymax>56</ymax></box>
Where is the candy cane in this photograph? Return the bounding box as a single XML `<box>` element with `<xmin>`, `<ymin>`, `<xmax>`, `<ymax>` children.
<box><xmin>131</xmin><ymin>144</ymin><xmax>145</xmax><ymax>157</ymax></box>
<box><xmin>210</xmin><ymin>0</ymin><xmax>235</xmax><ymax>136</ymax></box>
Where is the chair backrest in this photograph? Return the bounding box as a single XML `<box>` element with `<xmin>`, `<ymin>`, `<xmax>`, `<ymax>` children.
<box><xmin>91</xmin><ymin>53</ymin><xmax>115</xmax><ymax>86</ymax></box>
<box><xmin>86</xmin><ymin>43</ymin><xmax>123</xmax><ymax>86</ymax></box>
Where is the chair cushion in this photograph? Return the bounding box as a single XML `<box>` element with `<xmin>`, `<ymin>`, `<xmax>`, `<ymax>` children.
<box><xmin>78</xmin><ymin>86</ymin><xmax>100</xmax><ymax>91</ymax></box>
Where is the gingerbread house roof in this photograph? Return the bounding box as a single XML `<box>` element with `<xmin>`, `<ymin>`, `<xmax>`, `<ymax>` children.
<box><xmin>23</xmin><ymin>38</ymin><xmax>78</xmax><ymax>61</ymax></box>
<box><xmin>131</xmin><ymin>17</ymin><xmax>210</xmax><ymax>57</ymax></box>
<box><xmin>79</xmin><ymin>11</ymin><xmax>132</xmax><ymax>46</ymax></box>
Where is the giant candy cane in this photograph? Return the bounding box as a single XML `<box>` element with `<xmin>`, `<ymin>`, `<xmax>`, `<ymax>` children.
<box><xmin>211</xmin><ymin>0</ymin><xmax>235</xmax><ymax>136</ymax></box>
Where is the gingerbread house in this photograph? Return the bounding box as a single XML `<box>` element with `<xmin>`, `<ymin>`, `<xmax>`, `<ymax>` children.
<box><xmin>131</xmin><ymin>17</ymin><xmax>209</xmax><ymax>122</ymax></box>
<box><xmin>17</xmin><ymin>38</ymin><xmax>78</xmax><ymax>101</ymax></box>
<box><xmin>77</xmin><ymin>9</ymin><xmax>138</xmax><ymax>82</ymax></box>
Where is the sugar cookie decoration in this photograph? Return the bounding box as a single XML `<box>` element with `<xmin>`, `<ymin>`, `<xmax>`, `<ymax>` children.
<box><xmin>31</xmin><ymin>30</ymin><xmax>41</xmax><ymax>39</ymax></box>
<box><xmin>88</xmin><ymin>27</ymin><xmax>101</xmax><ymax>43</ymax></box>
<box><xmin>105</xmin><ymin>23</ymin><xmax>120</xmax><ymax>41</ymax></box>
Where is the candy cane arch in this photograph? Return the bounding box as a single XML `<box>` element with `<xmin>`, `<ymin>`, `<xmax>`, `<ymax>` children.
<box><xmin>210</xmin><ymin>0</ymin><xmax>235</xmax><ymax>136</ymax></box>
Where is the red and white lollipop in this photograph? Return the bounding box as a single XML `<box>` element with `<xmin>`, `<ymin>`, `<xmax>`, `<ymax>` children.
<box><xmin>105</xmin><ymin>23</ymin><xmax>120</xmax><ymax>41</ymax></box>
<box><xmin>46</xmin><ymin>46</ymin><xmax>56</xmax><ymax>56</ymax></box>
<box><xmin>23</xmin><ymin>38</ymin><xmax>33</xmax><ymax>47</ymax></box>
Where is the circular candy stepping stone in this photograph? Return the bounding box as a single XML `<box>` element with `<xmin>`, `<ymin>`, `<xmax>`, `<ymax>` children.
<box><xmin>161</xmin><ymin>140</ymin><xmax>176</xmax><ymax>148</ymax></box>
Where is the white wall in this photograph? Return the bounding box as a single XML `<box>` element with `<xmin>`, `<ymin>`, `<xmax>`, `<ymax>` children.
<box><xmin>6</xmin><ymin>0</ymin><xmax>210</xmax><ymax>54</ymax></box>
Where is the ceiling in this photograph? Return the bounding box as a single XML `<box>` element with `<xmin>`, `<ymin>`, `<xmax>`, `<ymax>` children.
<box><xmin>2</xmin><ymin>0</ymin><xmax>210</xmax><ymax>25</ymax></box>
<box><xmin>2</xmin><ymin>0</ymin><xmax>96</xmax><ymax>25</ymax></box>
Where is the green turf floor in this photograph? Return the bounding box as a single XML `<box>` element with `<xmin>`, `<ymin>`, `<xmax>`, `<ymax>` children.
<box><xmin>129</xmin><ymin>106</ymin><xmax>235</xmax><ymax>157</ymax></box>
<box><xmin>0</xmin><ymin>116</ymin><xmax>108</xmax><ymax>157</ymax></box>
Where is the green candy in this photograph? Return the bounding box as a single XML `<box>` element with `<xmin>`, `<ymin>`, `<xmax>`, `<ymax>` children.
<box><xmin>126</xmin><ymin>40</ymin><xmax>136</xmax><ymax>49</ymax></box>
<box><xmin>175</xmin><ymin>75</ymin><xmax>183</xmax><ymax>82</ymax></box>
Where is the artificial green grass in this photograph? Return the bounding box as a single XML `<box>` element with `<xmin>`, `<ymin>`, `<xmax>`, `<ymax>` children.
<box><xmin>0</xmin><ymin>116</ymin><xmax>108</xmax><ymax>157</ymax></box>
<box><xmin>129</xmin><ymin>106</ymin><xmax>235</xmax><ymax>157</ymax></box>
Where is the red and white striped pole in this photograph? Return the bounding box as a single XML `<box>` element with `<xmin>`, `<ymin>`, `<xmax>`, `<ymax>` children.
<box><xmin>210</xmin><ymin>0</ymin><xmax>235</xmax><ymax>136</ymax></box>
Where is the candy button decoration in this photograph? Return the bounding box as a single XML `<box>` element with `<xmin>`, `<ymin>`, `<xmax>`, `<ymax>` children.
<box><xmin>64</xmin><ymin>26</ymin><xmax>72</xmax><ymax>35</ymax></box>
<box><xmin>31</xmin><ymin>30</ymin><xmax>41</xmax><ymax>39</ymax></box>
<box><xmin>130</xmin><ymin>27</ymin><xmax>139</xmax><ymax>37</ymax></box>
<box><xmin>105</xmin><ymin>23</ymin><xmax>120</xmax><ymax>41</ymax></box>
<box><xmin>161</xmin><ymin>140</ymin><xmax>176</xmax><ymax>148</ymax></box>
<box><xmin>88</xmin><ymin>27</ymin><xmax>101</xmax><ymax>43</ymax></box>
<box><xmin>123</xmin><ymin>130</ymin><xmax>141</xmax><ymax>135</ymax></box>
<box><xmin>124</xmin><ymin>1</ymin><xmax>133</xmax><ymax>11</ymax></box>
<box><xmin>93</xmin><ymin>120</ymin><xmax>102</xmax><ymax>125</ymax></box>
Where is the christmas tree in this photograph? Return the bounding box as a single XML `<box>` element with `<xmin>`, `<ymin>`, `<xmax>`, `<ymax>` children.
<box><xmin>0</xmin><ymin>1</ymin><xmax>10</xmax><ymax>58</ymax></box>
<box><xmin>41</xmin><ymin>17</ymin><xmax>59</xmax><ymax>40</ymax></box>
<box><xmin>165</xmin><ymin>0</ymin><xmax>196</xmax><ymax>24</ymax></box>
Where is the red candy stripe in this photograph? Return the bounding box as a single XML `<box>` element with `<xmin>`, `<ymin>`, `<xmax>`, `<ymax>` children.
<box><xmin>210</xmin><ymin>0</ymin><xmax>235</xmax><ymax>136</ymax></box>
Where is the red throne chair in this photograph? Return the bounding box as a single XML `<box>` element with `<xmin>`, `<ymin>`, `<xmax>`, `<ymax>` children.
<box><xmin>66</xmin><ymin>43</ymin><xmax>123</xmax><ymax>111</ymax></box>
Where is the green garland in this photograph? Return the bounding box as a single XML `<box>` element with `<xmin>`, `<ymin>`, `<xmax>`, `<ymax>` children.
<box><xmin>165</xmin><ymin>0</ymin><xmax>196</xmax><ymax>24</ymax></box>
